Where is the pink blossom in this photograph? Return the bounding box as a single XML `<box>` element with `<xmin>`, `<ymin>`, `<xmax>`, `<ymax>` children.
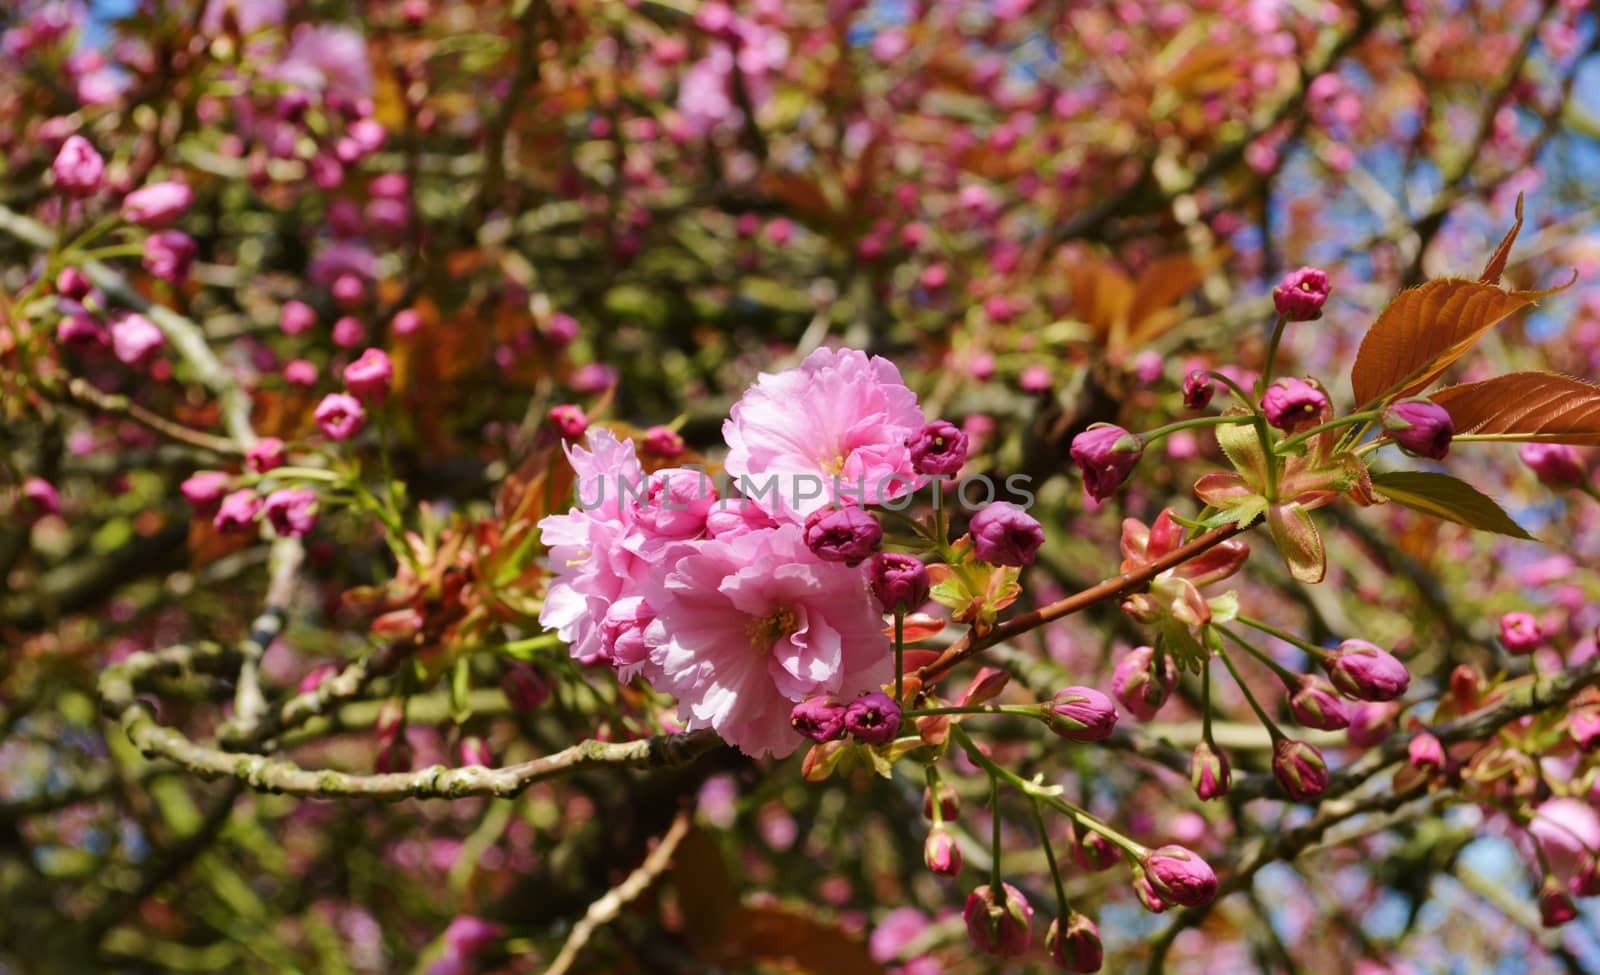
<box><xmin>643</xmin><ymin>524</ymin><xmax>891</xmax><ymax>757</ymax></box>
<box><xmin>274</xmin><ymin>24</ymin><xmax>373</xmax><ymax>100</ymax></box>
<box><xmin>538</xmin><ymin>430</ymin><xmax>649</xmax><ymax>667</ymax></box>
<box><xmin>262</xmin><ymin>487</ymin><xmax>318</xmax><ymax>537</ymax></box>
<box><xmin>109</xmin><ymin>313</ymin><xmax>165</xmax><ymax>366</ymax></box>
<box><xmin>723</xmin><ymin>347</ymin><xmax>926</xmax><ymax>520</ymax></box>
<box><xmin>52</xmin><ymin>135</ymin><xmax>103</xmax><ymax>196</ymax></box>
<box><xmin>315</xmin><ymin>393</ymin><xmax>366</xmax><ymax>440</ymax></box>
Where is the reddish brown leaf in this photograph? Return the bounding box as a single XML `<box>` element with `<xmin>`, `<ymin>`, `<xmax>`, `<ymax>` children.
<box><xmin>715</xmin><ymin>905</ymin><xmax>886</xmax><ymax>975</ymax></box>
<box><xmin>1349</xmin><ymin>277</ymin><xmax>1568</xmax><ymax>406</ymax></box>
<box><xmin>1431</xmin><ymin>371</ymin><xmax>1600</xmax><ymax>445</ymax></box>
<box><xmin>1479</xmin><ymin>192</ymin><xmax>1524</xmax><ymax>285</ymax></box>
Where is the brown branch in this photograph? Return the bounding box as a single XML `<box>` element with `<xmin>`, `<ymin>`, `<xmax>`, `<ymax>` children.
<box><xmin>916</xmin><ymin>523</ymin><xmax>1246</xmax><ymax>683</ymax></box>
<box><xmin>99</xmin><ymin>643</ymin><xmax>727</xmax><ymax>799</ymax></box>
<box><xmin>543</xmin><ymin>808</ymin><xmax>694</xmax><ymax>975</ymax></box>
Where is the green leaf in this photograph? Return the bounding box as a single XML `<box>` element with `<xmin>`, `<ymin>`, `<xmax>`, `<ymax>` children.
<box><xmin>1267</xmin><ymin>502</ymin><xmax>1326</xmax><ymax>584</ymax></box>
<box><xmin>1215</xmin><ymin>411</ymin><xmax>1270</xmax><ymax>489</ymax></box>
<box><xmin>1370</xmin><ymin>470</ymin><xmax>1535</xmax><ymax>540</ymax></box>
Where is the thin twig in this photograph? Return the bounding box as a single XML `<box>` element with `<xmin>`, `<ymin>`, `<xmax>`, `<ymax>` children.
<box><xmin>543</xmin><ymin>808</ymin><xmax>694</xmax><ymax>975</ymax></box>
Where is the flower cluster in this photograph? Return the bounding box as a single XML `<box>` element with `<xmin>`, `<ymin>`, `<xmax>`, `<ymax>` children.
<box><xmin>539</xmin><ymin>347</ymin><xmax>962</xmax><ymax>757</ymax></box>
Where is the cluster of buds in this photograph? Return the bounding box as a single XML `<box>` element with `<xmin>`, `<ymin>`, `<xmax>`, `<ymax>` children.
<box><xmin>790</xmin><ymin>692</ymin><xmax>903</xmax><ymax>746</ymax></box>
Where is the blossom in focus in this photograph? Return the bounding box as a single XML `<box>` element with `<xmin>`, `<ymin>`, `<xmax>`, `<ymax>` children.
<box><xmin>723</xmin><ymin>346</ymin><xmax>926</xmax><ymax>520</ymax></box>
<box><xmin>1272</xmin><ymin>266</ymin><xmax>1331</xmax><ymax>320</ymax></box>
<box><xmin>968</xmin><ymin>502</ymin><xmax>1045</xmax><ymax>566</ymax></box>
<box><xmin>1069</xmin><ymin>424</ymin><xmax>1143</xmax><ymax>501</ymax></box>
<box><xmin>642</xmin><ymin>524</ymin><xmax>890</xmax><ymax>758</ymax></box>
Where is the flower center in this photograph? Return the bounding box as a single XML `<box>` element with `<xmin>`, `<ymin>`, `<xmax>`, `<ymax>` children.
<box><xmin>748</xmin><ymin>606</ymin><xmax>798</xmax><ymax>654</ymax></box>
<box><xmin>821</xmin><ymin>452</ymin><xmax>847</xmax><ymax>476</ymax></box>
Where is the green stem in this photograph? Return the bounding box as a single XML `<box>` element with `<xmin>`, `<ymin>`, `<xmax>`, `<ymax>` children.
<box><xmin>1276</xmin><ymin>411</ymin><xmax>1381</xmax><ymax>454</ymax></box>
<box><xmin>1236</xmin><ymin>615</ymin><xmax>1330</xmax><ymax>661</ymax></box>
<box><xmin>1200</xmin><ymin>659</ymin><xmax>1217</xmax><ymax>747</ymax></box>
<box><xmin>1213</xmin><ymin>636</ymin><xmax>1285</xmax><ymax>742</ymax></box>
<box><xmin>989</xmin><ymin>771</ymin><xmax>1003</xmax><ymax>891</ymax></box>
<box><xmin>925</xmin><ymin>766</ymin><xmax>945</xmax><ymax>826</ymax></box>
<box><xmin>950</xmin><ymin>725</ymin><xmax>1147</xmax><ymax>857</ymax></box>
<box><xmin>1215</xmin><ymin>625</ymin><xmax>1300</xmax><ymax>689</ymax></box>
<box><xmin>1030</xmin><ymin>797</ymin><xmax>1070</xmax><ymax>919</ymax></box>
<box><xmin>1258</xmin><ymin>313</ymin><xmax>1290</xmax><ymax>395</ymax></box>
<box><xmin>1206</xmin><ymin>370</ymin><xmax>1260</xmax><ymax>412</ymax></box>
<box><xmin>1140</xmin><ymin>414</ymin><xmax>1254</xmax><ymax>443</ymax></box>
<box><xmin>260</xmin><ymin>466</ymin><xmax>340</xmax><ymax>484</ymax></box>
<box><xmin>905</xmin><ymin>704</ymin><xmax>1043</xmax><ymax>719</ymax></box>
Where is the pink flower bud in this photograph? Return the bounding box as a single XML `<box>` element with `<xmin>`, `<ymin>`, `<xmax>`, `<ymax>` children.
<box><xmin>962</xmin><ymin>882</ymin><xmax>1033</xmax><ymax>957</ymax></box>
<box><xmin>968</xmin><ymin>502</ymin><xmax>1045</xmax><ymax>566</ymax></box>
<box><xmin>246</xmin><ymin>437</ymin><xmax>286</xmax><ymax>473</ymax></box>
<box><xmin>458</xmin><ymin>736</ymin><xmax>493</xmax><ymax>768</ymax></box>
<box><xmin>284</xmin><ymin>359</ymin><xmax>318</xmax><ymax>386</ymax></box>
<box><xmin>499</xmin><ymin>663</ymin><xmax>550</xmax><ymax>713</ymax></box>
<box><xmin>297</xmin><ymin>663</ymin><xmax>337</xmax><ymax>695</ymax></box>
<box><xmin>1539</xmin><ymin>874</ymin><xmax>1578</xmax><ymax>927</ymax></box>
<box><xmin>142</xmin><ymin>229</ymin><xmax>196</xmax><ymax>282</ymax></box>
<box><xmin>56</xmin><ymin>314</ymin><xmax>106</xmax><ymax>349</ymax></box>
<box><xmin>1069</xmin><ymin>424</ymin><xmax>1143</xmax><ymax>501</ymax></box>
<box><xmin>924</xmin><ymin>824</ymin><xmax>962</xmax><ymax>877</ymax></box>
<box><xmin>314</xmin><ymin>393</ymin><xmax>366</xmax><ymax>441</ymax></box>
<box><xmin>20</xmin><ymin>477</ymin><xmax>60</xmax><ymax>520</ymax></box>
<box><xmin>1043</xmin><ymin>686</ymin><xmax>1118</xmax><ymax>742</ymax></box>
<box><xmin>1573</xmin><ymin>854</ymin><xmax>1600</xmax><ymax>898</ymax></box>
<box><xmin>342</xmin><ymin>347</ymin><xmax>393</xmax><ymax>402</ymax></box>
<box><xmin>280</xmin><ymin>300</ymin><xmax>317</xmax><ymax>336</ymax></box>
<box><xmin>547</xmin><ymin>404</ymin><xmax>588</xmax><ymax>439</ymax></box>
<box><xmin>1143</xmin><ymin>844</ymin><xmax>1218</xmax><ymax>907</ymax></box>
<box><xmin>1261</xmin><ymin>377</ymin><xmax>1330</xmax><ymax>433</ymax></box>
<box><xmin>56</xmin><ymin>267</ymin><xmax>91</xmax><ymax>299</ymax></box>
<box><xmin>121</xmin><ymin>181</ymin><xmax>193</xmax><ymax>228</ymax></box>
<box><xmin>262</xmin><ymin>487</ymin><xmax>317</xmax><ymax>538</ymax></box>
<box><xmin>331</xmin><ymin>315</ymin><xmax>365</xmax><ymax>348</ymax></box>
<box><xmin>870</xmin><ymin>552</ymin><xmax>930</xmax><ymax>611</ymax></box>
<box><xmin>1072</xmin><ymin>824</ymin><xmax>1122</xmax><ymax>871</ymax></box>
<box><xmin>790</xmin><ymin>697</ymin><xmax>848</xmax><ymax>743</ymax></box>
<box><xmin>1519</xmin><ymin>443</ymin><xmax>1585</xmax><ymax>489</ymax></box>
<box><xmin>1326</xmin><ymin>639</ymin><xmax>1411</xmax><ymax>701</ymax></box>
<box><xmin>1345</xmin><ymin>700</ymin><xmax>1401</xmax><ymax>748</ymax></box>
<box><xmin>213</xmin><ymin>489</ymin><xmax>262</xmax><ymax>534</ymax></box>
<box><xmin>1499</xmin><ymin>611</ymin><xmax>1541</xmax><ymax>654</ymax></box>
<box><xmin>1407</xmin><ymin>731</ymin><xmax>1444</xmax><ymax>772</ymax></box>
<box><xmin>1132</xmin><ymin>870</ymin><xmax>1168</xmax><ymax>913</ymax></box>
<box><xmin>1381</xmin><ymin>398</ymin><xmax>1454</xmax><ymax>459</ymax></box>
<box><xmin>1182</xmin><ymin>369</ymin><xmax>1214</xmax><ymax>410</ymax></box>
<box><xmin>375</xmin><ymin>739</ymin><xmax>413</xmax><ymax>774</ymax></box>
<box><xmin>1046</xmin><ymin>913</ymin><xmax>1103</xmax><ymax>972</ymax></box>
<box><xmin>181</xmin><ymin>471</ymin><xmax>231</xmax><ymax>517</ymax></box>
<box><xmin>53</xmin><ymin>135</ymin><xmax>104</xmax><ymax>196</ymax></box>
<box><xmin>332</xmin><ymin>272</ymin><xmax>366</xmax><ymax>308</ymax></box>
<box><xmin>1271</xmin><ymin>266</ymin><xmax>1330</xmax><ymax>321</ymax></box>
<box><xmin>443</xmin><ymin>917</ymin><xmax>502</xmax><ymax>958</ymax></box>
<box><xmin>642</xmin><ymin>425</ymin><xmax>685</xmax><ymax>457</ymax></box>
<box><xmin>1190</xmin><ymin>740</ymin><xmax>1230</xmax><ymax>801</ymax></box>
<box><xmin>391</xmin><ymin>308</ymin><xmax>423</xmax><ymax>337</ymax></box>
<box><xmin>1569</xmin><ymin>710</ymin><xmax>1600</xmax><ymax>753</ymax></box>
<box><xmin>1272</xmin><ymin>738</ymin><xmax>1329</xmax><ymax>800</ymax></box>
<box><xmin>843</xmin><ymin>691</ymin><xmax>901</xmax><ymax>745</ymax></box>
<box><xmin>109</xmin><ymin>313</ymin><xmax>165</xmax><ymax>366</ymax></box>
<box><xmin>1111</xmin><ymin>645</ymin><xmax>1176</xmax><ymax>721</ymax></box>
<box><xmin>803</xmin><ymin>506</ymin><xmax>883</xmax><ymax>566</ymax></box>
<box><xmin>908</xmin><ymin>420</ymin><xmax>969</xmax><ymax>476</ymax></box>
<box><xmin>1290</xmin><ymin>676</ymin><xmax>1350</xmax><ymax>731</ymax></box>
